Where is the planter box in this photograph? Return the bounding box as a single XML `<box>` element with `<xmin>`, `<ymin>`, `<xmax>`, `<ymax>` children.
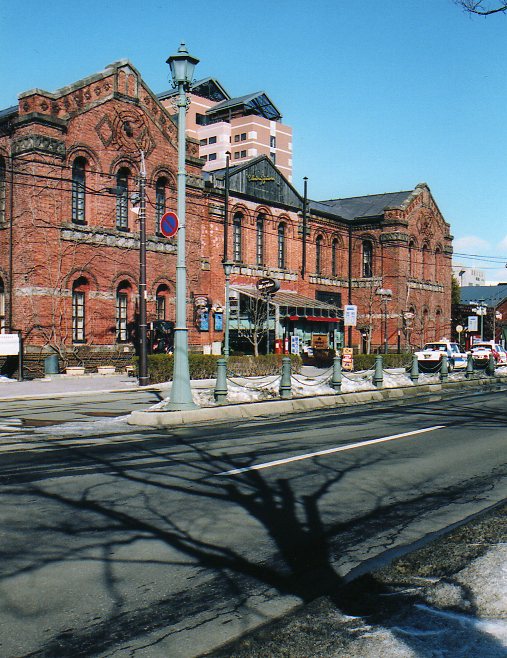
<box><xmin>97</xmin><ymin>366</ymin><xmax>116</xmax><ymax>375</ymax></box>
<box><xmin>65</xmin><ymin>366</ymin><xmax>86</xmax><ymax>376</ymax></box>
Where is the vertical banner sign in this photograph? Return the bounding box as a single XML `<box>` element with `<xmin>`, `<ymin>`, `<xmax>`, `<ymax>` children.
<box><xmin>344</xmin><ymin>305</ymin><xmax>358</xmax><ymax>327</ymax></box>
<box><xmin>290</xmin><ymin>335</ymin><xmax>300</xmax><ymax>354</ymax></box>
<box><xmin>467</xmin><ymin>316</ymin><xmax>478</xmax><ymax>332</ymax></box>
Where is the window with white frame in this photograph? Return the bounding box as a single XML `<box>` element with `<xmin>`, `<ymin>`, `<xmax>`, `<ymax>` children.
<box><xmin>362</xmin><ymin>240</ymin><xmax>373</xmax><ymax>278</ymax></box>
<box><xmin>72</xmin><ymin>157</ymin><xmax>86</xmax><ymax>224</ymax></box>
<box><xmin>116</xmin><ymin>290</ymin><xmax>128</xmax><ymax>342</ymax></box>
<box><xmin>256</xmin><ymin>214</ymin><xmax>264</xmax><ymax>266</ymax></box>
<box><xmin>155</xmin><ymin>177</ymin><xmax>167</xmax><ymax>233</ymax></box>
<box><xmin>116</xmin><ymin>168</ymin><xmax>129</xmax><ymax>230</ymax></box>
<box><xmin>233</xmin><ymin>212</ymin><xmax>242</xmax><ymax>262</ymax></box>
<box><xmin>72</xmin><ymin>289</ymin><xmax>85</xmax><ymax>343</ymax></box>
<box><xmin>316</xmin><ymin>235</ymin><xmax>323</xmax><ymax>275</ymax></box>
<box><xmin>278</xmin><ymin>223</ymin><xmax>286</xmax><ymax>269</ymax></box>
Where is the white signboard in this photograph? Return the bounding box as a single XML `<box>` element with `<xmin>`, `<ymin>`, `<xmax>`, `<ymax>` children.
<box><xmin>343</xmin><ymin>305</ymin><xmax>357</xmax><ymax>327</ymax></box>
<box><xmin>0</xmin><ymin>333</ymin><xmax>20</xmax><ymax>356</ymax></box>
<box><xmin>467</xmin><ymin>316</ymin><xmax>478</xmax><ymax>332</ymax></box>
<box><xmin>290</xmin><ymin>335</ymin><xmax>300</xmax><ymax>355</ymax></box>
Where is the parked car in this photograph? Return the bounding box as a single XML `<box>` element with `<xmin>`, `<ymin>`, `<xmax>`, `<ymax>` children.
<box><xmin>471</xmin><ymin>342</ymin><xmax>507</xmax><ymax>366</ymax></box>
<box><xmin>414</xmin><ymin>340</ymin><xmax>468</xmax><ymax>372</ymax></box>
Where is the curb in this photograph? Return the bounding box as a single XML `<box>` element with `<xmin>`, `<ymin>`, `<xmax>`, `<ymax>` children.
<box><xmin>128</xmin><ymin>374</ymin><xmax>507</xmax><ymax>427</ymax></box>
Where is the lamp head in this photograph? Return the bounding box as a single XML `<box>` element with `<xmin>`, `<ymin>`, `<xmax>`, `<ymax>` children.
<box><xmin>167</xmin><ymin>42</ymin><xmax>199</xmax><ymax>89</ymax></box>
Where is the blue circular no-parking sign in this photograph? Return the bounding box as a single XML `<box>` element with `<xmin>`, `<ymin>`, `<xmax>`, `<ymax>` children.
<box><xmin>160</xmin><ymin>211</ymin><xmax>179</xmax><ymax>238</ymax></box>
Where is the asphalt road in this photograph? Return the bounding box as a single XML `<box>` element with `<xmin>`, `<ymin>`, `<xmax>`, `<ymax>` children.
<box><xmin>0</xmin><ymin>388</ymin><xmax>506</xmax><ymax>657</ymax></box>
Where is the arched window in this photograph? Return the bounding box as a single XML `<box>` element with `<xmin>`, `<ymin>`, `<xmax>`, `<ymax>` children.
<box><xmin>362</xmin><ymin>240</ymin><xmax>373</xmax><ymax>278</ymax></box>
<box><xmin>332</xmin><ymin>239</ymin><xmax>339</xmax><ymax>277</ymax></box>
<box><xmin>232</xmin><ymin>212</ymin><xmax>242</xmax><ymax>262</ymax></box>
<box><xmin>408</xmin><ymin>240</ymin><xmax>416</xmax><ymax>278</ymax></box>
<box><xmin>278</xmin><ymin>222</ymin><xmax>286</xmax><ymax>269</ymax></box>
<box><xmin>72</xmin><ymin>276</ymin><xmax>88</xmax><ymax>343</ymax></box>
<box><xmin>316</xmin><ymin>234</ymin><xmax>323</xmax><ymax>275</ymax></box>
<box><xmin>0</xmin><ymin>277</ymin><xmax>5</xmax><ymax>333</ymax></box>
<box><xmin>422</xmin><ymin>308</ymin><xmax>429</xmax><ymax>344</ymax></box>
<box><xmin>116</xmin><ymin>281</ymin><xmax>131</xmax><ymax>342</ymax></box>
<box><xmin>256</xmin><ymin>214</ymin><xmax>264</xmax><ymax>266</ymax></box>
<box><xmin>71</xmin><ymin>157</ymin><xmax>86</xmax><ymax>224</ymax></box>
<box><xmin>116</xmin><ymin>168</ymin><xmax>130</xmax><ymax>230</ymax></box>
<box><xmin>155</xmin><ymin>177</ymin><xmax>167</xmax><ymax>233</ymax></box>
<box><xmin>434</xmin><ymin>247</ymin><xmax>442</xmax><ymax>283</ymax></box>
<box><xmin>435</xmin><ymin>308</ymin><xmax>442</xmax><ymax>340</ymax></box>
<box><xmin>422</xmin><ymin>243</ymin><xmax>429</xmax><ymax>280</ymax></box>
<box><xmin>156</xmin><ymin>284</ymin><xmax>170</xmax><ymax>320</ymax></box>
<box><xmin>0</xmin><ymin>158</ymin><xmax>6</xmax><ymax>224</ymax></box>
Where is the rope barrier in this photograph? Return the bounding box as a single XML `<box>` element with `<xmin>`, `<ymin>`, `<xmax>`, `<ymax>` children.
<box><xmin>226</xmin><ymin>374</ymin><xmax>281</xmax><ymax>391</ymax></box>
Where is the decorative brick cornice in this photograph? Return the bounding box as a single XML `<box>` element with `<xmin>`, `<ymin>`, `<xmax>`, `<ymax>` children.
<box><xmin>12</xmin><ymin>134</ymin><xmax>66</xmax><ymax>159</ymax></box>
<box><xmin>408</xmin><ymin>280</ymin><xmax>444</xmax><ymax>293</ymax></box>
<box><xmin>380</xmin><ymin>232</ymin><xmax>409</xmax><ymax>244</ymax></box>
<box><xmin>60</xmin><ymin>224</ymin><xmax>177</xmax><ymax>254</ymax></box>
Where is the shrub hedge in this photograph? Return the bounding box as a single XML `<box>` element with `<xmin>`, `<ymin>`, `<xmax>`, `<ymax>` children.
<box><xmin>140</xmin><ymin>353</ymin><xmax>302</xmax><ymax>384</ymax></box>
<box><xmin>351</xmin><ymin>353</ymin><xmax>413</xmax><ymax>371</ymax></box>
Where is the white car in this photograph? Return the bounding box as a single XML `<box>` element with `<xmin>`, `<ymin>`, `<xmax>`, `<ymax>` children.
<box><xmin>415</xmin><ymin>341</ymin><xmax>468</xmax><ymax>372</ymax></box>
<box><xmin>471</xmin><ymin>342</ymin><xmax>507</xmax><ymax>366</ymax></box>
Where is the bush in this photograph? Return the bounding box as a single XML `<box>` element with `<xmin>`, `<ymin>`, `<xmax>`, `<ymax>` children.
<box><xmin>352</xmin><ymin>353</ymin><xmax>413</xmax><ymax>371</ymax></box>
<box><xmin>138</xmin><ymin>353</ymin><xmax>302</xmax><ymax>384</ymax></box>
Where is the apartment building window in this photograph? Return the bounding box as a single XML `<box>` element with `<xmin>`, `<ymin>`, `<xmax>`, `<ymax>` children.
<box><xmin>199</xmin><ymin>139</ymin><xmax>208</xmax><ymax>146</ymax></box>
<box><xmin>71</xmin><ymin>157</ymin><xmax>86</xmax><ymax>224</ymax></box>
<box><xmin>240</xmin><ymin>150</ymin><xmax>246</xmax><ymax>158</ymax></box>
<box><xmin>233</xmin><ymin>212</ymin><xmax>242</xmax><ymax>262</ymax></box>
<box><xmin>155</xmin><ymin>177</ymin><xmax>167</xmax><ymax>233</ymax></box>
<box><xmin>201</xmin><ymin>155</ymin><xmax>208</xmax><ymax>161</ymax></box>
<box><xmin>332</xmin><ymin>239</ymin><xmax>339</xmax><ymax>277</ymax></box>
<box><xmin>270</xmin><ymin>152</ymin><xmax>276</xmax><ymax>164</ymax></box>
<box><xmin>196</xmin><ymin>114</ymin><xmax>207</xmax><ymax>126</ymax></box>
<box><xmin>278</xmin><ymin>223</ymin><xmax>286</xmax><ymax>269</ymax></box>
<box><xmin>209</xmin><ymin>153</ymin><xmax>217</xmax><ymax>161</ymax></box>
<box><xmin>72</xmin><ymin>289</ymin><xmax>85</xmax><ymax>343</ymax></box>
<box><xmin>241</xmin><ymin>133</ymin><xmax>246</xmax><ymax>141</ymax></box>
<box><xmin>362</xmin><ymin>240</ymin><xmax>373</xmax><ymax>278</ymax></box>
<box><xmin>270</xmin><ymin>135</ymin><xmax>276</xmax><ymax>148</ymax></box>
<box><xmin>234</xmin><ymin>135</ymin><xmax>240</xmax><ymax>143</ymax></box>
<box><xmin>234</xmin><ymin>152</ymin><xmax>240</xmax><ymax>160</ymax></box>
<box><xmin>116</xmin><ymin>290</ymin><xmax>128</xmax><ymax>342</ymax></box>
<box><xmin>316</xmin><ymin>235</ymin><xmax>323</xmax><ymax>275</ymax></box>
<box><xmin>208</xmin><ymin>136</ymin><xmax>217</xmax><ymax>144</ymax></box>
<box><xmin>116</xmin><ymin>168</ymin><xmax>129</xmax><ymax>230</ymax></box>
<box><xmin>256</xmin><ymin>214</ymin><xmax>264</xmax><ymax>266</ymax></box>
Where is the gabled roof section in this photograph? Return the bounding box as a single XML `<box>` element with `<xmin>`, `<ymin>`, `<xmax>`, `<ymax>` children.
<box><xmin>157</xmin><ymin>77</ymin><xmax>230</xmax><ymax>102</ymax></box>
<box><xmin>460</xmin><ymin>284</ymin><xmax>507</xmax><ymax>307</ymax></box>
<box><xmin>207</xmin><ymin>91</ymin><xmax>282</xmax><ymax>121</ymax></box>
<box><xmin>317</xmin><ymin>190</ymin><xmax>414</xmax><ymax>221</ymax></box>
<box><xmin>206</xmin><ymin>155</ymin><xmax>301</xmax><ymax>209</ymax></box>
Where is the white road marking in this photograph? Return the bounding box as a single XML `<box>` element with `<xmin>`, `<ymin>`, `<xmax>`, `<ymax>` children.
<box><xmin>218</xmin><ymin>425</ymin><xmax>446</xmax><ymax>476</ymax></box>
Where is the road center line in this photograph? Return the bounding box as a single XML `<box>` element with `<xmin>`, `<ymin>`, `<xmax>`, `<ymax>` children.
<box><xmin>218</xmin><ymin>425</ymin><xmax>446</xmax><ymax>476</ymax></box>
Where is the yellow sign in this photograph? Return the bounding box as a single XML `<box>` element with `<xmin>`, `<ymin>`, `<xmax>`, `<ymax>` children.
<box><xmin>341</xmin><ymin>347</ymin><xmax>354</xmax><ymax>371</ymax></box>
<box><xmin>311</xmin><ymin>334</ymin><xmax>329</xmax><ymax>349</ymax></box>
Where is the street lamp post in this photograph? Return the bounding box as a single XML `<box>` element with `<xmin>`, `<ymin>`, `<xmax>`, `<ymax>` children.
<box><xmin>222</xmin><ymin>151</ymin><xmax>233</xmax><ymax>359</ymax></box>
<box><xmin>165</xmin><ymin>43</ymin><xmax>199</xmax><ymax>411</ymax></box>
<box><xmin>138</xmin><ymin>151</ymin><xmax>148</xmax><ymax>386</ymax></box>
<box><xmin>376</xmin><ymin>288</ymin><xmax>392</xmax><ymax>354</ymax></box>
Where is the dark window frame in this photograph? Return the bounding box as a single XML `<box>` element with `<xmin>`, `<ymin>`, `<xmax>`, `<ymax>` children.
<box><xmin>72</xmin><ymin>157</ymin><xmax>86</xmax><ymax>224</ymax></box>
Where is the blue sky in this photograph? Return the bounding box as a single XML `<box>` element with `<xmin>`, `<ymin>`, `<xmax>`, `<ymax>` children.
<box><xmin>1</xmin><ymin>0</ymin><xmax>506</xmax><ymax>281</ymax></box>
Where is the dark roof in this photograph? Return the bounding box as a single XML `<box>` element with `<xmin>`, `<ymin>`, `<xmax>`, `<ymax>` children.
<box><xmin>207</xmin><ymin>91</ymin><xmax>282</xmax><ymax>121</ymax></box>
<box><xmin>0</xmin><ymin>105</ymin><xmax>18</xmax><ymax>122</ymax></box>
<box><xmin>157</xmin><ymin>77</ymin><xmax>230</xmax><ymax>102</ymax></box>
<box><xmin>460</xmin><ymin>284</ymin><xmax>507</xmax><ymax>307</ymax></box>
<box><xmin>317</xmin><ymin>190</ymin><xmax>414</xmax><ymax>221</ymax></box>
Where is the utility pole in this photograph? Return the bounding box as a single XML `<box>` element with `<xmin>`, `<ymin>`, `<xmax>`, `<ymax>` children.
<box><xmin>137</xmin><ymin>151</ymin><xmax>148</xmax><ymax>386</ymax></box>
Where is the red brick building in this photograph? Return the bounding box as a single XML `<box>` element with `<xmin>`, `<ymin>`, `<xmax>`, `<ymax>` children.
<box><xmin>0</xmin><ymin>59</ymin><xmax>453</xmax><ymax>368</ymax></box>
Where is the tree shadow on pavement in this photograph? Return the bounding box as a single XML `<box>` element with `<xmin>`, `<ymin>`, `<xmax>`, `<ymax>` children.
<box><xmin>0</xmin><ymin>428</ymin><xmax>505</xmax><ymax>657</ymax></box>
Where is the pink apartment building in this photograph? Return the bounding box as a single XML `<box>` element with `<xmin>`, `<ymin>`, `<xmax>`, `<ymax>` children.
<box><xmin>159</xmin><ymin>78</ymin><xmax>293</xmax><ymax>180</ymax></box>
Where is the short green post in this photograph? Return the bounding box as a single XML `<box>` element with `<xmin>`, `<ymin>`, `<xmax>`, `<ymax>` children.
<box><xmin>373</xmin><ymin>354</ymin><xmax>383</xmax><ymax>388</ymax></box>
<box><xmin>279</xmin><ymin>356</ymin><xmax>292</xmax><ymax>399</ymax></box>
<box><xmin>440</xmin><ymin>353</ymin><xmax>448</xmax><ymax>383</ymax></box>
<box><xmin>410</xmin><ymin>354</ymin><xmax>419</xmax><ymax>384</ymax></box>
<box><xmin>465</xmin><ymin>353</ymin><xmax>474</xmax><ymax>379</ymax></box>
<box><xmin>331</xmin><ymin>355</ymin><xmax>342</xmax><ymax>392</ymax></box>
<box><xmin>214</xmin><ymin>358</ymin><xmax>228</xmax><ymax>404</ymax></box>
<box><xmin>486</xmin><ymin>353</ymin><xmax>496</xmax><ymax>377</ymax></box>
